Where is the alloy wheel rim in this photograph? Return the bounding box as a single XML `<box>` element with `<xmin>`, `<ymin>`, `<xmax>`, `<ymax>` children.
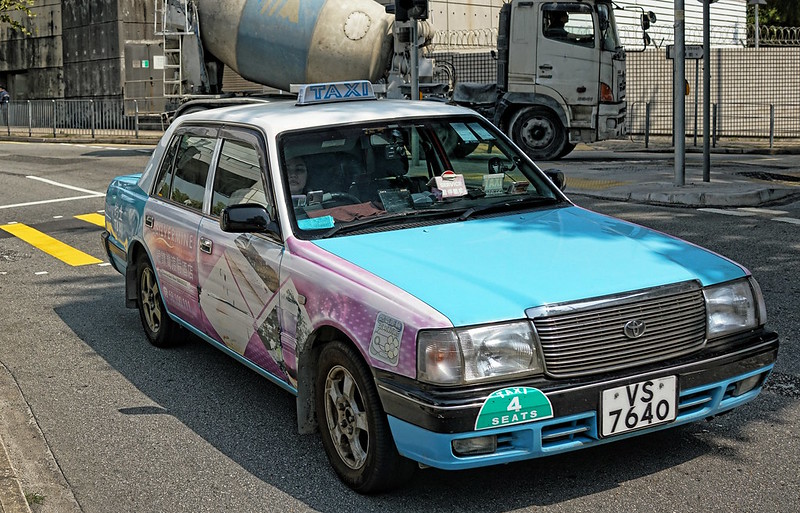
<box><xmin>324</xmin><ymin>364</ymin><xmax>369</xmax><ymax>470</ymax></box>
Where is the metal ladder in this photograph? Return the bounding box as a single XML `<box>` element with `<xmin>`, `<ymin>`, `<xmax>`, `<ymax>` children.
<box><xmin>154</xmin><ymin>0</ymin><xmax>195</xmax><ymax>97</ymax></box>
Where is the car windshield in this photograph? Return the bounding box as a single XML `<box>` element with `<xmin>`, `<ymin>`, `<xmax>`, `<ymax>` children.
<box><xmin>278</xmin><ymin>115</ymin><xmax>563</xmax><ymax>238</ymax></box>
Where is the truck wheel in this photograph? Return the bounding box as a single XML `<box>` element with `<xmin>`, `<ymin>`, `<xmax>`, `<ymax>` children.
<box><xmin>316</xmin><ymin>341</ymin><xmax>415</xmax><ymax>493</ymax></box>
<box><xmin>509</xmin><ymin>106</ymin><xmax>567</xmax><ymax>161</ymax></box>
<box><xmin>558</xmin><ymin>142</ymin><xmax>577</xmax><ymax>159</ymax></box>
<box><xmin>136</xmin><ymin>255</ymin><xmax>176</xmax><ymax>347</ymax></box>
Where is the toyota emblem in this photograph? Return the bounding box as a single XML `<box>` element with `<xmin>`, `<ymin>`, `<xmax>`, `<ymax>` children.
<box><xmin>623</xmin><ymin>320</ymin><xmax>647</xmax><ymax>339</ymax></box>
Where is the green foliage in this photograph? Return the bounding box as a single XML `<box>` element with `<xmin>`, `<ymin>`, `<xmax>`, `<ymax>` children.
<box><xmin>0</xmin><ymin>0</ymin><xmax>35</xmax><ymax>33</ymax></box>
<box><xmin>748</xmin><ymin>0</ymin><xmax>800</xmax><ymax>27</ymax></box>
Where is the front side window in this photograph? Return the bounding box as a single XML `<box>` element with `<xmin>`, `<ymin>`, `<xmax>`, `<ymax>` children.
<box><xmin>542</xmin><ymin>3</ymin><xmax>595</xmax><ymax>47</ymax></box>
<box><xmin>211</xmin><ymin>139</ymin><xmax>269</xmax><ymax>216</ymax></box>
<box><xmin>278</xmin><ymin>116</ymin><xmax>563</xmax><ymax>239</ymax></box>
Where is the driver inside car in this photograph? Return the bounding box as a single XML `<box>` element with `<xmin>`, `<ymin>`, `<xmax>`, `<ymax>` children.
<box><xmin>286</xmin><ymin>156</ymin><xmax>308</xmax><ymax>195</ymax></box>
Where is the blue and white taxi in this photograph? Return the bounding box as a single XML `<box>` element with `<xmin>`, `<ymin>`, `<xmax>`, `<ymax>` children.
<box><xmin>102</xmin><ymin>81</ymin><xmax>779</xmax><ymax>493</ymax></box>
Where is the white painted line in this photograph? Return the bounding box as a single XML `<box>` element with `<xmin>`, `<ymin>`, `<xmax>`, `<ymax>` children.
<box><xmin>698</xmin><ymin>208</ymin><xmax>756</xmax><ymax>217</ymax></box>
<box><xmin>738</xmin><ymin>207</ymin><xmax>789</xmax><ymax>216</ymax></box>
<box><xmin>35</xmin><ymin>271</ymin><xmax>49</xmax><ymax>275</ymax></box>
<box><xmin>0</xmin><ymin>194</ymin><xmax>104</xmax><ymax>210</ymax></box>
<box><xmin>26</xmin><ymin>176</ymin><xmax>104</xmax><ymax>196</ymax></box>
<box><xmin>98</xmin><ymin>263</ymin><xmax>111</xmax><ymax>267</ymax></box>
<box><xmin>772</xmin><ymin>217</ymin><xmax>800</xmax><ymax>225</ymax></box>
<box><xmin>0</xmin><ymin>272</ymin><xmax>7</xmax><ymax>275</ymax></box>
<box><xmin>53</xmin><ymin>215</ymin><xmax>64</xmax><ymax>219</ymax></box>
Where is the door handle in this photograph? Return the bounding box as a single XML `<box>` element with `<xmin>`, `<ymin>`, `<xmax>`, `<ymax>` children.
<box><xmin>539</xmin><ymin>64</ymin><xmax>553</xmax><ymax>71</ymax></box>
<box><xmin>199</xmin><ymin>237</ymin><xmax>213</xmax><ymax>255</ymax></box>
<box><xmin>144</xmin><ymin>215</ymin><xmax>153</xmax><ymax>228</ymax></box>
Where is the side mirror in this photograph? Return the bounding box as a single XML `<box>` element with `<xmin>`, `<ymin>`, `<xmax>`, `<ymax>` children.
<box><xmin>640</xmin><ymin>13</ymin><xmax>650</xmax><ymax>31</ymax></box>
<box><xmin>220</xmin><ymin>204</ymin><xmax>276</xmax><ymax>234</ymax></box>
<box><xmin>544</xmin><ymin>169</ymin><xmax>566</xmax><ymax>191</ymax></box>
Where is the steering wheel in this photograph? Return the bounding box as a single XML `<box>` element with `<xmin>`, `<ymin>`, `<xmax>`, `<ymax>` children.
<box><xmin>321</xmin><ymin>192</ymin><xmax>362</xmax><ymax>208</ymax></box>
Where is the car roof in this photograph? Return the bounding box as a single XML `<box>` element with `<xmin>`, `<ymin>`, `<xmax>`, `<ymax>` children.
<box><xmin>179</xmin><ymin>99</ymin><xmax>481</xmax><ymax>135</ymax></box>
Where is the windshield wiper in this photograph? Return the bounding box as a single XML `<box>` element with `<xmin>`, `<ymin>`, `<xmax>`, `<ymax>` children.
<box><xmin>457</xmin><ymin>196</ymin><xmax>560</xmax><ymax>221</ymax></box>
<box><xmin>320</xmin><ymin>207</ymin><xmax>468</xmax><ymax>238</ymax></box>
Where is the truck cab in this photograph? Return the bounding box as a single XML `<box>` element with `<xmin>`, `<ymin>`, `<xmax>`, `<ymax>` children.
<box><xmin>495</xmin><ymin>0</ymin><xmax>626</xmax><ymax>160</ymax></box>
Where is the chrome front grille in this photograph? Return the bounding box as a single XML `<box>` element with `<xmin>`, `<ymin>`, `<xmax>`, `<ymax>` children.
<box><xmin>529</xmin><ymin>282</ymin><xmax>707</xmax><ymax>378</ymax></box>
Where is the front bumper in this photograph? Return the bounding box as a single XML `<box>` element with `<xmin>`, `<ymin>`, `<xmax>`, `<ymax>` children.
<box><xmin>377</xmin><ymin>331</ymin><xmax>778</xmax><ymax>470</ymax></box>
<box><xmin>597</xmin><ymin>101</ymin><xmax>627</xmax><ymax>140</ymax></box>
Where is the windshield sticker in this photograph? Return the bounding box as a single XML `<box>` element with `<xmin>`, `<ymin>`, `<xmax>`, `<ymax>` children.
<box><xmin>378</xmin><ymin>189</ymin><xmax>413</xmax><ymax>212</ymax></box>
<box><xmin>297</xmin><ymin>216</ymin><xmax>335</xmax><ymax>230</ymax></box>
<box><xmin>428</xmin><ymin>170</ymin><xmax>468</xmax><ymax>199</ymax></box>
<box><xmin>475</xmin><ymin>387</ymin><xmax>554</xmax><ymax>431</ymax></box>
<box><xmin>468</xmin><ymin>122</ymin><xmax>495</xmax><ymax>141</ymax></box>
<box><xmin>483</xmin><ymin>173</ymin><xmax>505</xmax><ymax>196</ymax></box>
<box><xmin>369</xmin><ymin>313</ymin><xmax>403</xmax><ymax>367</ymax></box>
<box><xmin>450</xmin><ymin>123</ymin><xmax>479</xmax><ymax>143</ymax></box>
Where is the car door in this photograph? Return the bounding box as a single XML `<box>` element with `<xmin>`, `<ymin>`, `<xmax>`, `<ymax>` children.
<box><xmin>195</xmin><ymin>127</ymin><xmax>291</xmax><ymax>384</ymax></box>
<box><xmin>144</xmin><ymin>125</ymin><xmax>218</xmax><ymax>328</ymax></box>
<box><xmin>535</xmin><ymin>2</ymin><xmax>601</xmax><ymax>107</ymax></box>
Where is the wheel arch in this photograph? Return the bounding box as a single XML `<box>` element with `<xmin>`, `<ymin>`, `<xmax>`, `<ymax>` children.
<box><xmin>295</xmin><ymin>324</ymin><xmax>375</xmax><ymax>435</ymax></box>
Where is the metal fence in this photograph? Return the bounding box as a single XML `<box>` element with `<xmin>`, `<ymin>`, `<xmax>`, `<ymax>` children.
<box><xmin>0</xmin><ymin>99</ymin><xmax>151</xmax><ymax>139</ymax></box>
<box><xmin>429</xmin><ymin>27</ymin><xmax>800</xmax><ymax>142</ymax></box>
<box><xmin>626</xmin><ymin>47</ymin><xmax>800</xmax><ymax>141</ymax></box>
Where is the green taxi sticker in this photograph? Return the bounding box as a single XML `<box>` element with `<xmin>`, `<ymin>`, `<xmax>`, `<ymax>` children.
<box><xmin>475</xmin><ymin>387</ymin><xmax>553</xmax><ymax>431</ymax></box>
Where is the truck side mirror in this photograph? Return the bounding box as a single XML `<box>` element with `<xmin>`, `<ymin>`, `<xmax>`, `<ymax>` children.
<box><xmin>544</xmin><ymin>169</ymin><xmax>566</xmax><ymax>191</ymax></box>
<box><xmin>640</xmin><ymin>13</ymin><xmax>650</xmax><ymax>31</ymax></box>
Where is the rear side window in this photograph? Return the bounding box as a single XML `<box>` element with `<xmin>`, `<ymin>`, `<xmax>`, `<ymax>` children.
<box><xmin>211</xmin><ymin>139</ymin><xmax>268</xmax><ymax>216</ymax></box>
<box><xmin>170</xmin><ymin>135</ymin><xmax>215</xmax><ymax>211</ymax></box>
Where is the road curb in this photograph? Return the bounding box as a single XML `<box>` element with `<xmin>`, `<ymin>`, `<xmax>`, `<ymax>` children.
<box><xmin>0</xmin><ymin>434</ymin><xmax>31</xmax><ymax>513</ymax></box>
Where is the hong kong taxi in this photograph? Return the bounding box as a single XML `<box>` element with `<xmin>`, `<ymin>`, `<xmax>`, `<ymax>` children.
<box><xmin>102</xmin><ymin>81</ymin><xmax>778</xmax><ymax>493</ymax></box>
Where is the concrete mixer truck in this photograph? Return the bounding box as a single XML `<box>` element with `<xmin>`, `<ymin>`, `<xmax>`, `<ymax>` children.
<box><xmin>155</xmin><ymin>0</ymin><xmax>654</xmax><ymax>160</ymax></box>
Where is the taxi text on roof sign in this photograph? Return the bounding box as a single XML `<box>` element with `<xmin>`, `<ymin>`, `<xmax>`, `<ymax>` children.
<box><xmin>296</xmin><ymin>80</ymin><xmax>376</xmax><ymax>106</ymax></box>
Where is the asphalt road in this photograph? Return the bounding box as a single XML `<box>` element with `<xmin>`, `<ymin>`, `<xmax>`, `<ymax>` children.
<box><xmin>0</xmin><ymin>141</ymin><xmax>798</xmax><ymax>512</ymax></box>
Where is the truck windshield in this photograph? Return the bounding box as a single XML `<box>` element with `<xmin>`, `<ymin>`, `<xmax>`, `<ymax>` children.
<box><xmin>278</xmin><ymin>116</ymin><xmax>563</xmax><ymax>238</ymax></box>
<box><xmin>597</xmin><ymin>4</ymin><xmax>622</xmax><ymax>51</ymax></box>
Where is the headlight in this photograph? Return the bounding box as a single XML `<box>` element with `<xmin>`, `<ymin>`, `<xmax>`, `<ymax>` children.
<box><xmin>417</xmin><ymin>321</ymin><xmax>543</xmax><ymax>385</ymax></box>
<box><xmin>704</xmin><ymin>277</ymin><xmax>766</xmax><ymax>339</ymax></box>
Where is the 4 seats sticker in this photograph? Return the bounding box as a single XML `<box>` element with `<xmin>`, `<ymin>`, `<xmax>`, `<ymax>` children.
<box><xmin>475</xmin><ymin>387</ymin><xmax>554</xmax><ymax>430</ymax></box>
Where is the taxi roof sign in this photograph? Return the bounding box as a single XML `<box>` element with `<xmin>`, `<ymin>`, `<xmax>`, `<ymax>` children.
<box><xmin>296</xmin><ymin>80</ymin><xmax>376</xmax><ymax>106</ymax></box>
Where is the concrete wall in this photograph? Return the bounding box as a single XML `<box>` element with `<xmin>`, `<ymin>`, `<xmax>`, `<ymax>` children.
<box><xmin>1</xmin><ymin>0</ymin><xmax>158</xmax><ymax>101</ymax></box>
<box><xmin>0</xmin><ymin>0</ymin><xmax>64</xmax><ymax>100</ymax></box>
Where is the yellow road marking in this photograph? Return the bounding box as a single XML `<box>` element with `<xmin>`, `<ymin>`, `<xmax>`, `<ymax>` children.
<box><xmin>0</xmin><ymin>223</ymin><xmax>103</xmax><ymax>266</ymax></box>
<box><xmin>75</xmin><ymin>213</ymin><xmax>106</xmax><ymax>228</ymax></box>
<box><xmin>565</xmin><ymin>177</ymin><xmax>631</xmax><ymax>190</ymax></box>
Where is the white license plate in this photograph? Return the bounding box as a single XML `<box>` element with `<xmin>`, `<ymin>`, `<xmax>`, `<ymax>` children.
<box><xmin>601</xmin><ymin>376</ymin><xmax>677</xmax><ymax>437</ymax></box>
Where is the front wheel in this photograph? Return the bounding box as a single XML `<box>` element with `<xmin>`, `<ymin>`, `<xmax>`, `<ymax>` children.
<box><xmin>315</xmin><ymin>341</ymin><xmax>415</xmax><ymax>493</ymax></box>
<box><xmin>509</xmin><ymin>106</ymin><xmax>568</xmax><ymax>161</ymax></box>
<box><xmin>136</xmin><ymin>255</ymin><xmax>177</xmax><ymax>347</ymax></box>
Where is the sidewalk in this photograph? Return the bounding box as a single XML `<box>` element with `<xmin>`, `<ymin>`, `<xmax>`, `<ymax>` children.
<box><xmin>0</xmin><ymin>362</ymin><xmax>80</xmax><ymax>513</ymax></box>
<box><xmin>562</xmin><ymin>136</ymin><xmax>800</xmax><ymax>207</ymax></box>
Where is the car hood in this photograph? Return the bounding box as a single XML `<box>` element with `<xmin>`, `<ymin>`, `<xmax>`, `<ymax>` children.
<box><xmin>311</xmin><ymin>206</ymin><xmax>746</xmax><ymax>327</ymax></box>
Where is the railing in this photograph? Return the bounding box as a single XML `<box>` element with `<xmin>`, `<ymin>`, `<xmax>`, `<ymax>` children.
<box><xmin>628</xmin><ymin>100</ymin><xmax>800</xmax><ymax>148</ymax></box>
<box><xmin>0</xmin><ymin>99</ymin><xmax>154</xmax><ymax>139</ymax></box>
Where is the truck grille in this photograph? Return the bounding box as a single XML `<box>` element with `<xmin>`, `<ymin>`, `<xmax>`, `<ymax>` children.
<box><xmin>528</xmin><ymin>282</ymin><xmax>707</xmax><ymax>378</ymax></box>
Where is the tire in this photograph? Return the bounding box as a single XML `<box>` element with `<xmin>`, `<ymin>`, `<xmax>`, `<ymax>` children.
<box><xmin>315</xmin><ymin>341</ymin><xmax>415</xmax><ymax>493</ymax></box>
<box><xmin>136</xmin><ymin>255</ymin><xmax>177</xmax><ymax>347</ymax></box>
<box><xmin>509</xmin><ymin>106</ymin><xmax>568</xmax><ymax>161</ymax></box>
<box><xmin>558</xmin><ymin>142</ymin><xmax>577</xmax><ymax>159</ymax></box>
